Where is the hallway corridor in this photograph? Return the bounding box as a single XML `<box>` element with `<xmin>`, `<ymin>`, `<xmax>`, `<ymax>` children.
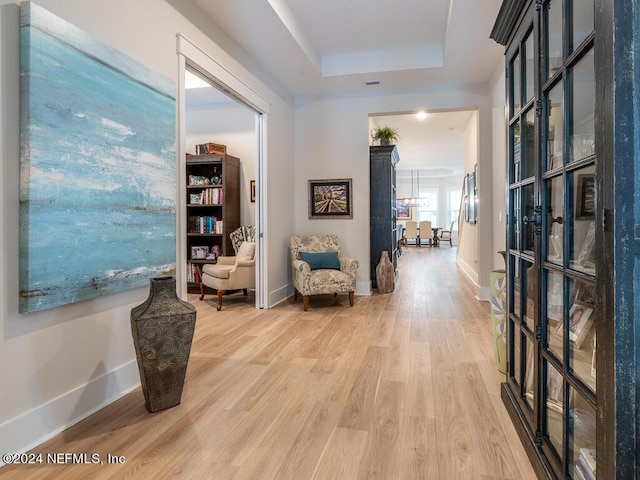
<box><xmin>0</xmin><ymin>247</ymin><xmax>536</xmax><ymax>480</ymax></box>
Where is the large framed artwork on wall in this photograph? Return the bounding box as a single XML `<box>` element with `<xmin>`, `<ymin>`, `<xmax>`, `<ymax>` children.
<box><xmin>19</xmin><ymin>2</ymin><xmax>176</xmax><ymax>313</ymax></box>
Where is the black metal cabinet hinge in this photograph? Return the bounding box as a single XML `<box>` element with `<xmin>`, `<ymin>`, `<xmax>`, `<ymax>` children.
<box><xmin>535</xmin><ymin>0</ymin><xmax>543</xmax><ymax>11</ymax></box>
<box><xmin>535</xmin><ymin>99</ymin><xmax>543</xmax><ymax>117</ymax></box>
<box><xmin>535</xmin><ymin>324</ymin><xmax>542</xmax><ymax>342</ymax></box>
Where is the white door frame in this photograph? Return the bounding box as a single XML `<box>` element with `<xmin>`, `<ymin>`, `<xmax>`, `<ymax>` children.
<box><xmin>176</xmin><ymin>34</ymin><xmax>269</xmax><ymax>308</ymax></box>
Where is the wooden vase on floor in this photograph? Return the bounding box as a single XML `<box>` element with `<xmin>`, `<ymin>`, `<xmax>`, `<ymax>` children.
<box><xmin>131</xmin><ymin>276</ymin><xmax>197</xmax><ymax>412</ymax></box>
<box><xmin>375</xmin><ymin>250</ymin><xmax>394</xmax><ymax>294</ymax></box>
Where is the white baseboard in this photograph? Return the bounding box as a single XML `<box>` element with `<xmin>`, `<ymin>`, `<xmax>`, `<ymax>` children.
<box><xmin>268</xmin><ymin>283</ymin><xmax>291</xmax><ymax>308</ymax></box>
<box><xmin>356</xmin><ymin>281</ymin><xmax>372</xmax><ymax>296</ymax></box>
<box><xmin>456</xmin><ymin>257</ymin><xmax>490</xmax><ymax>302</ymax></box>
<box><xmin>477</xmin><ymin>286</ymin><xmax>490</xmax><ymax>302</ymax></box>
<box><xmin>0</xmin><ymin>360</ymin><xmax>140</xmax><ymax>465</ymax></box>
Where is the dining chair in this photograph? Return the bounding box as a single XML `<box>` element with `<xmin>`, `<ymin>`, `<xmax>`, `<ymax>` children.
<box><xmin>404</xmin><ymin>221</ymin><xmax>418</xmax><ymax>247</ymax></box>
<box><xmin>439</xmin><ymin>220</ymin><xmax>455</xmax><ymax>247</ymax></box>
<box><xmin>419</xmin><ymin>220</ymin><xmax>432</xmax><ymax>247</ymax></box>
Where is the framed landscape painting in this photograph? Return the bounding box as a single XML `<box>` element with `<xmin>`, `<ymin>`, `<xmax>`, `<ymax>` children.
<box><xmin>19</xmin><ymin>3</ymin><xmax>176</xmax><ymax>313</ymax></box>
<box><xmin>308</xmin><ymin>178</ymin><xmax>353</xmax><ymax>219</ymax></box>
<box><xmin>396</xmin><ymin>199</ymin><xmax>411</xmax><ymax>219</ymax></box>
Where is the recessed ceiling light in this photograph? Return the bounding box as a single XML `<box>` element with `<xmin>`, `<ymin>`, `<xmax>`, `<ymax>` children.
<box><xmin>416</xmin><ymin>111</ymin><xmax>427</xmax><ymax>120</ymax></box>
<box><xmin>364</xmin><ymin>80</ymin><xmax>380</xmax><ymax>86</ymax></box>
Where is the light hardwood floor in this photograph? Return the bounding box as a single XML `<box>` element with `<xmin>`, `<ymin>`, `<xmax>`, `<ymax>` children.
<box><xmin>1</xmin><ymin>246</ymin><xmax>536</xmax><ymax>480</ymax></box>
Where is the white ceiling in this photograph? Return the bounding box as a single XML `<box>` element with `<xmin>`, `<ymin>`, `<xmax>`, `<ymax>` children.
<box><xmin>181</xmin><ymin>0</ymin><xmax>504</xmax><ymax>176</ymax></box>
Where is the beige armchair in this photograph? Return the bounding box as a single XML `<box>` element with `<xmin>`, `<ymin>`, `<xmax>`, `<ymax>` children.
<box><xmin>290</xmin><ymin>234</ymin><xmax>359</xmax><ymax>311</ymax></box>
<box><xmin>199</xmin><ymin>226</ymin><xmax>255</xmax><ymax>310</ymax></box>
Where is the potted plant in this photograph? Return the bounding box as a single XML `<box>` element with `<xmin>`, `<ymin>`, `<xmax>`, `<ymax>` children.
<box><xmin>372</xmin><ymin>125</ymin><xmax>400</xmax><ymax>146</ymax></box>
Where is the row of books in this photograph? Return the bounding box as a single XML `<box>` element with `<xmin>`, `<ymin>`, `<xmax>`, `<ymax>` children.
<box><xmin>187</xmin><ymin>263</ymin><xmax>203</xmax><ymax>283</ymax></box>
<box><xmin>189</xmin><ymin>188</ymin><xmax>223</xmax><ymax>205</ymax></box>
<box><xmin>189</xmin><ymin>216</ymin><xmax>223</xmax><ymax>234</ymax></box>
<box><xmin>574</xmin><ymin>448</ymin><xmax>596</xmax><ymax>480</ymax></box>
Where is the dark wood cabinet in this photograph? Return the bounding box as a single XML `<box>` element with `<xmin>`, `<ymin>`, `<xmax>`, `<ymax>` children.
<box><xmin>492</xmin><ymin>0</ymin><xmax>639</xmax><ymax>478</ymax></box>
<box><xmin>369</xmin><ymin>145</ymin><xmax>399</xmax><ymax>289</ymax></box>
<box><xmin>185</xmin><ymin>153</ymin><xmax>240</xmax><ymax>293</ymax></box>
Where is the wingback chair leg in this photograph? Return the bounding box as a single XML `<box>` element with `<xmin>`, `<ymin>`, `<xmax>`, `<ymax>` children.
<box><xmin>243</xmin><ymin>289</ymin><xmax>248</xmax><ymax>296</ymax></box>
<box><xmin>217</xmin><ymin>290</ymin><xmax>225</xmax><ymax>311</ymax></box>
<box><xmin>199</xmin><ymin>282</ymin><xmax>205</xmax><ymax>301</ymax></box>
<box><xmin>349</xmin><ymin>291</ymin><xmax>354</xmax><ymax>306</ymax></box>
<box><xmin>294</xmin><ymin>289</ymin><xmax>298</xmax><ymax>301</ymax></box>
<box><xmin>303</xmin><ymin>295</ymin><xmax>310</xmax><ymax>311</ymax></box>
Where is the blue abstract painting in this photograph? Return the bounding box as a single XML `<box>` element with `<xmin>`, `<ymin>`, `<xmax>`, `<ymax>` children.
<box><xmin>19</xmin><ymin>2</ymin><xmax>176</xmax><ymax>313</ymax></box>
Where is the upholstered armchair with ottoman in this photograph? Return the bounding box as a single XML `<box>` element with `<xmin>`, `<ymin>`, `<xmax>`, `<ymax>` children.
<box><xmin>200</xmin><ymin>226</ymin><xmax>255</xmax><ymax>311</ymax></box>
<box><xmin>290</xmin><ymin>234</ymin><xmax>359</xmax><ymax>311</ymax></box>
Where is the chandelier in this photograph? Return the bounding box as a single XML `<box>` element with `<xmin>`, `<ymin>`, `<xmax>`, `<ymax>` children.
<box><xmin>403</xmin><ymin>169</ymin><xmax>429</xmax><ymax>207</ymax></box>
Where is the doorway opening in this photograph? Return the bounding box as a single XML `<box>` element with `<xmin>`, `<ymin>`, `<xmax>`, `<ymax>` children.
<box><xmin>177</xmin><ymin>35</ymin><xmax>270</xmax><ymax>308</ymax></box>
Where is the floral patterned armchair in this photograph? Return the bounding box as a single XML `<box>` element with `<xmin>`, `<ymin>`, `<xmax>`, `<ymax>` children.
<box><xmin>290</xmin><ymin>234</ymin><xmax>359</xmax><ymax>311</ymax></box>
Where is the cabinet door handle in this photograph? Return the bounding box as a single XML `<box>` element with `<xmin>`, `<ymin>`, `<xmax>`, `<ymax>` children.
<box><xmin>522</xmin><ymin>215</ymin><xmax>530</xmax><ymax>225</ymax></box>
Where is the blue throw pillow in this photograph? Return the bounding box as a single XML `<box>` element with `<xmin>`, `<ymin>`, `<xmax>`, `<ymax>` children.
<box><xmin>299</xmin><ymin>251</ymin><xmax>340</xmax><ymax>270</ymax></box>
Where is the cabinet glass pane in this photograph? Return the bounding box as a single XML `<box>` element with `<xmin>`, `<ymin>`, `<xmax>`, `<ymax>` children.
<box><xmin>546</xmin><ymin>0</ymin><xmax>563</xmax><ymax>79</ymax></box>
<box><xmin>523</xmin><ymin>260</ymin><xmax>535</xmax><ymax>331</ymax></box>
<box><xmin>510</xmin><ymin>188</ymin><xmax>521</xmax><ymax>251</ymax></box>
<box><xmin>569</xmin><ymin>390</ymin><xmax>597</xmax><ymax>479</ymax></box>
<box><xmin>569</xmin><ymin>166</ymin><xmax>596</xmax><ymax>275</ymax></box>
<box><xmin>569</xmin><ymin>48</ymin><xmax>595</xmax><ymax>163</ymax></box>
<box><xmin>524</xmin><ymin>31</ymin><xmax>535</xmax><ymax>102</ymax></box>
<box><xmin>571</xmin><ymin>0</ymin><xmax>594</xmax><ymax>53</ymax></box>
<box><xmin>546</xmin><ymin>175</ymin><xmax>564</xmax><ymax>264</ymax></box>
<box><xmin>546</xmin><ymin>82</ymin><xmax>564</xmax><ymax>171</ymax></box>
<box><xmin>512</xmin><ymin>256</ymin><xmax>521</xmax><ymax>321</ymax></box>
<box><xmin>545</xmin><ymin>362</ymin><xmax>564</xmax><ymax>456</ymax></box>
<box><xmin>513</xmin><ymin>327</ymin><xmax>522</xmax><ymax>386</ymax></box>
<box><xmin>512</xmin><ymin>120</ymin><xmax>522</xmax><ymax>182</ymax></box>
<box><xmin>511</xmin><ymin>52</ymin><xmax>521</xmax><ymax>115</ymax></box>
<box><xmin>569</xmin><ymin>279</ymin><xmax>596</xmax><ymax>393</ymax></box>
<box><xmin>524</xmin><ymin>339</ymin><xmax>535</xmax><ymax>411</ymax></box>
<box><xmin>546</xmin><ymin>270</ymin><xmax>564</xmax><ymax>359</ymax></box>
<box><xmin>523</xmin><ymin>183</ymin><xmax>536</xmax><ymax>255</ymax></box>
<box><xmin>523</xmin><ymin>109</ymin><xmax>536</xmax><ymax>179</ymax></box>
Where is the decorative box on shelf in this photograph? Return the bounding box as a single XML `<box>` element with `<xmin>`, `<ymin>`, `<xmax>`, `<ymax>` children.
<box><xmin>195</xmin><ymin>142</ymin><xmax>227</xmax><ymax>155</ymax></box>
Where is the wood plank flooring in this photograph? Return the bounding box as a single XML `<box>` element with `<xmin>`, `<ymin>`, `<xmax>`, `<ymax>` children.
<box><xmin>0</xmin><ymin>246</ymin><xmax>536</xmax><ymax>479</ymax></box>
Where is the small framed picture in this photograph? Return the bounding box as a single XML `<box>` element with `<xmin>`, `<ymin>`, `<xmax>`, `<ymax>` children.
<box><xmin>190</xmin><ymin>193</ymin><xmax>201</xmax><ymax>204</ymax></box>
<box><xmin>547</xmin><ymin>273</ymin><xmax>563</xmax><ymax>323</ymax></box>
<box><xmin>250</xmin><ymin>180</ymin><xmax>256</xmax><ymax>203</ymax></box>
<box><xmin>190</xmin><ymin>245</ymin><xmax>209</xmax><ymax>260</ymax></box>
<box><xmin>576</xmin><ymin>173</ymin><xmax>595</xmax><ymax>219</ymax></box>
<box><xmin>558</xmin><ymin>303</ymin><xmax>594</xmax><ymax>349</ymax></box>
<box><xmin>308</xmin><ymin>178</ymin><xmax>353</xmax><ymax>219</ymax></box>
<box><xmin>572</xmin><ymin>280</ymin><xmax>596</xmax><ymax>305</ymax></box>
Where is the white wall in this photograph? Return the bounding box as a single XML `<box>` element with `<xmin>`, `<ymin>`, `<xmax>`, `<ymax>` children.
<box><xmin>294</xmin><ymin>86</ymin><xmax>495</xmax><ymax>294</ymax></box>
<box><xmin>490</xmin><ymin>60</ymin><xmax>507</xmax><ymax>271</ymax></box>
<box><xmin>457</xmin><ymin>112</ymin><xmax>480</xmax><ymax>285</ymax></box>
<box><xmin>186</xmin><ymin>101</ymin><xmax>257</xmax><ymax>226</ymax></box>
<box><xmin>0</xmin><ymin>0</ymin><xmax>295</xmax><ymax>458</ymax></box>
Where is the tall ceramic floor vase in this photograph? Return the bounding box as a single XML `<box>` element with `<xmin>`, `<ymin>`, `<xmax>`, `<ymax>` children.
<box><xmin>131</xmin><ymin>276</ymin><xmax>197</xmax><ymax>413</ymax></box>
<box><xmin>376</xmin><ymin>250</ymin><xmax>394</xmax><ymax>294</ymax></box>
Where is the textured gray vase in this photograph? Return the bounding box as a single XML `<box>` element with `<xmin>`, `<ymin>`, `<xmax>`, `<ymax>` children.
<box><xmin>131</xmin><ymin>276</ymin><xmax>197</xmax><ymax>412</ymax></box>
